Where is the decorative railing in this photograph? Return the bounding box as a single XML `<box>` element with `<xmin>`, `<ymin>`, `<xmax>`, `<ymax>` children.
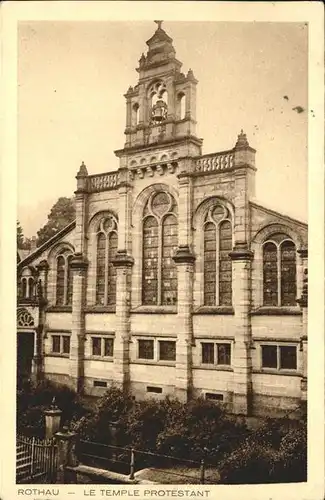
<box><xmin>195</xmin><ymin>151</ymin><xmax>234</xmax><ymax>173</ymax></box>
<box><xmin>16</xmin><ymin>435</ymin><xmax>58</xmax><ymax>483</ymax></box>
<box><xmin>88</xmin><ymin>171</ymin><xmax>120</xmax><ymax>192</ymax></box>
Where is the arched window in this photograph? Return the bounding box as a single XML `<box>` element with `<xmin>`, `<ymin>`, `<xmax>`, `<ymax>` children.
<box><xmin>95</xmin><ymin>215</ymin><xmax>118</xmax><ymax>306</ymax></box>
<box><xmin>56</xmin><ymin>250</ymin><xmax>73</xmax><ymax>306</ymax></box>
<box><xmin>177</xmin><ymin>92</ymin><xmax>186</xmax><ymax>120</ymax></box>
<box><xmin>203</xmin><ymin>204</ymin><xmax>233</xmax><ymax>306</ymax></box>
<box><xmin>263</xmin><ymin>233</ymin><xmax>296</xmax><ymax>306</ymax></box>
<box><xmin>21</xmin><ymin>278</ymin><xmax>27</xmax><ymax>298</ymax></box>
<box><xmin>142</xmin><ymin>191</ymin><xmax>178</xmax><ymax>306</ymax></box>
<box><xmin>20</xmin><ymin>270</ymin><xmax>35</xmax><ymax>299</ymax></box>
<box><xmin>148</xmin><ymin>81</ymin><xmax>168</xmax><ymax>123</ymax></box>
<box><xmin>132</xmin><ymin>103</ymin><xmax>139</xmax><ymax>127</ymax></box>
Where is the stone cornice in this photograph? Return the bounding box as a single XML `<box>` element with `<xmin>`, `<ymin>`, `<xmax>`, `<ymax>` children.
<box><xmin>70</xmin><ymin>253</ymin><xmax>89</xmax><ymax>271</ymax></box>
<box><xmin>115</xmin><ymin>135</ymin><xmax>203</xmax><ymax>157</ymax></box>
<box><xmin>111</xmin><ymin>250</ymin><xmax>134</xmax><ymax>268</ymax></box>
<box><xmin>172</xmin><ymin>245</ymin><xmax>196</xmax><ymax>264</ymax></box>
<box><xmin>297</xmin><ymin>248</ymin><xmax>308</xmax><ymax>258</ymax></box>
<box><xmin>229</xmin><ymin>243</ymin><xmax>254</xmax><ymax>261</ymax></box>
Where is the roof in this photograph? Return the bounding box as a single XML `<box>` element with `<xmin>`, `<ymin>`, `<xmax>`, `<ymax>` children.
<box><xmin>17</xmin><ymin>220</ymin><xmax>76</xmax><ymax>269</ymax></box>
<box><xmin>250</xmin><ymin>201</ymin><xmax>308</xmax><ymax>229</ymax></box>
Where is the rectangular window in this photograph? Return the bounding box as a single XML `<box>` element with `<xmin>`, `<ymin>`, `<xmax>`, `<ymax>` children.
<box><xmin>261</xmin><ymin>344</ymin><xmax>297</xmax><ymax>371</ymax></box>
<box><xmin>62</xmin><ymin>335</ymin><xmax>70</xmax><ymax>354</ymax></box>
<box><xmin>52</xmin><ymin>335</ymin><xmax>60</xmax><ymax>353</ymax></box>
<box><xmin>93</xmin><ymin>380</ymin><xmax>107</xmax><ymax>388</ymax></box>
<box><xmin>205</xmin><ymin>393</ymin><xmax>224</xmax><ymax>401</ymax></box>
<box><xmin>202</xmin><ymin>343</ymin><xmax>214</xmax><ymax>364</ymax></box>
<box><xmin>92</xmin><ymin>337</ymin><xmax>102</xmax><ymax>356</ymax></box>
<box><xmin>104</xmin><ymin>338</ymin><xmax>114</xmax><ymax>357</ymax></box>
<box><xmin>159</xmin><ymin>340</ymin><xmax>176</xmax><ymax>361</ymax></box>
<box><xmin>280</xmin><ymin>346</ymin><xmax>297</xmax><ymax>370</ymax></box>
<box><xmin>51</xmin><ymin>334</ymin><xmax>70</xmax><ymax>354</ymax></box>
<box><xmin>138</xmin><ymin>339</ymin><xmax>154</xmax><ymax>360</ymax></box>
<box><xmin>147</xmin><ymin>386</ymin><xmax>163</xmax><ymax>393</ymax></box>
<box><xmin>217</xmin><ymin>343</ymin><xmax>231</xmax><ymax>365</ymax></box>
<box><xmin>261</xmin><ymin>345</ymin><xmax>277</xmax><ymax>368</ymax></box>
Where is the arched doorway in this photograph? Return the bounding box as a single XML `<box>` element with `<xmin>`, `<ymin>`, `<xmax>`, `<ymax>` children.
<box><xmin>17</xmin><ymin>308</ymin><xmax>36</xmax><ymax>387</ymax></box>
<box><xmin>17</xmin><ymin>332</ymin><xmax>35</xmax><ymax>385</ymax></box>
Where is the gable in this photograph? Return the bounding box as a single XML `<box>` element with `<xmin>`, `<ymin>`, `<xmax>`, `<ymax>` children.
<box><xmin>17</xmin><ymin>221</ymin><xmax>76</xmax><ymax>271</ymax></box>
<box><xmin>250</xmin><ymin>202</ymin><xmax>307</xmax><ymax>247</ymax></box>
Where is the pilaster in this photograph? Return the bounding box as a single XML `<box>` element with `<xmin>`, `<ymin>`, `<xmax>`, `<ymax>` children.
<box><xmin>69</xmin><ymin>254</ymin><xmax>88</xmax><ymax>393</ymax></box>
<box><xmin>229</xmin><ymin>243</ymin><xmax>254</xmax><ymax>415</ymax></box>
<box><xmin>173</xmin><ymin>245</ymin><xmax>195</xmax><ymax>402</ymax></box>
<box><xmin>111</xmin><ymin>250</ymin><xmax>134</xmax><ymax>391</ymax></box>
<box><xmin>297</xmin><ymin>248</ymin><xmax>308</xmax><ymax>406</ymax></box>
<box><xmin>32</xmin><ymin>260</ymin><xmax>49</xmax><ymax>383</ymax></box>
<box><xmin>74</xmin><ymin>162</ymin><xmax>88</xmax><ymax>256</ymax></box>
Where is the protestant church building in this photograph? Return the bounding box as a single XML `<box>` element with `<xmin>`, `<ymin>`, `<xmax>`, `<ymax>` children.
<box><xmin>17</xmin><ymin>22</ymin><xmax>308</xmax><ymax>418</ymax></box>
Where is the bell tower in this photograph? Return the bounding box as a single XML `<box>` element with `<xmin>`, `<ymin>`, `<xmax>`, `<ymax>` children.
<box><xmin>121</xmin><ymin>21</ymin><xmax>202</xmax><ymax>153</ymax></box>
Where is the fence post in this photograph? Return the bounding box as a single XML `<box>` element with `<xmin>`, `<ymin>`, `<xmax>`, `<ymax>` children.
<box><xmin>30</xmin><ymin>437</ymin><xmax>35</xmax><ymax>478</ymax></box>
<box><xmin>54</xmin><ymin>426</ymin><xmax>78</xmax><ymax>484</ymax></box>
<box><xmin>200</xmin><ymin>458</ymin><xmax>205</xmax><ymax>484</ymax></box>
<box><xmin>129</xmin><ymin>448</ymin><xmax>135</xmax><ymax>480</ymax></box>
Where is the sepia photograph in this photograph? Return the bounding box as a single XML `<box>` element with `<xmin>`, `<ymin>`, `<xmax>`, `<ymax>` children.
<box><xmin>1</xmin><ymin>2</ymin><xmax>324</xmax><ymax>499</ymax></box>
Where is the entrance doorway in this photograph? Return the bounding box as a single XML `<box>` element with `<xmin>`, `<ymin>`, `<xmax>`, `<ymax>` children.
<box><xmin>17</xmin><ymin>332</ymin><xmax>34</xmax><ymax>387</ymax></box>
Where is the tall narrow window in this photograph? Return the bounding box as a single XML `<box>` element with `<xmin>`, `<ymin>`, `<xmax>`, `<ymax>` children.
<box><xmin>56</xmin><ymin>256</ymin><xmax>65</xmax><ymax>305</ymax></box>
<box><xmin>142</xmin><ymin>191</ymin><xmax>178</xmax><ymax>306</ymax></box>
<box><xmin>56</xmin><ymin>250</ymin><xmax>73</xmax><ymax>306</ymax></box>
<box><xmin>281</xmin><ymin>241</ymin><xmax>296</xmax><ymax>306</ymax></box>
<box><xmin>263</xmin><ymin>234</ymin><xmax>296</xmax><ymax>307</ymax></box>
<box><xmin>203</xmin><ymin>204</ymin><xmax>233</xmax><ymax>306</ymax></box>
<box><xmin>263</xmin><ymin>242</ymin><xmax>277</xmax><ymax>306</ymax></box>
<box><xmin>132</xmin><ymin>103</ymin><xmax>139</xmax><ymax>127</ymax></box>
<box><xmin>177</xmin><ymin>92</ymin><xmax>186</xmax><ymax>120</ymax></box>
<box><xmin>95</xmin><ymin>215</ymin><xmax>118</xmax><ymax>306</ymax></box>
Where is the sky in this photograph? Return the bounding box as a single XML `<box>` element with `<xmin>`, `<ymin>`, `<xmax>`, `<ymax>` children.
<box><xmin>17</xmin><ymin>21</ymin><xmax>308</xmax><ymax>238</ymax></box>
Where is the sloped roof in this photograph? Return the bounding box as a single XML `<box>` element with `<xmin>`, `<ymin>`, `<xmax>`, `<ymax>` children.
<box><xmin>250</xmin><ymin>200</ymin><xmax>308</xmax><ymax>229</ymax></box>
<box><xmin>17</xmin><ymin>220</ymin><xmax>76</xmax><ymax>269</ymax></box>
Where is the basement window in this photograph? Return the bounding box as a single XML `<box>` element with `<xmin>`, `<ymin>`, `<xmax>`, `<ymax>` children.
<box><xmin>147</xmin><ymin>386</ymin><xmax>163</xmax><ymax>394</ymax></box>
<box><xmin>93</xmin><ymin>380</ymin><xmax>107</xmax><ymax>388</ymax></box>
<box><xmin>205</xmin><ymin>393</ymin><xmax>224</xmax><ymax>401</ymax></box>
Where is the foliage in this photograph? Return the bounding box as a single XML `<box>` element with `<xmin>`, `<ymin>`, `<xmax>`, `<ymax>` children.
<box><xmin>36</xmin><ymin>197</ymin><xmax>75</xmax><ymax>247</ymax></box>
<box><xmin>17</xmin><ymin>379</ymin><xmax>89</xmax><ymax>438</ymax></box>
<box><xmin>218</xmin><ymin>417</ymin><xmax>307</xmax><ymax>484</ymax></box>
<box><xmin>17</xmin><ymin>221</ymin><xmax>32</xmax><ymax>250</ymax></box>
<box><xmin>17</xmin><ymin>221</ymin><xmax>24</xmax><ymax>248</ymax></box>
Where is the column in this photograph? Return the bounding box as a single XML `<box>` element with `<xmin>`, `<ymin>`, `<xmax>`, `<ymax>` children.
<box><xmin>69</xmin><ymin>254</ymin><xmax>88</xmax><ymax>393</ymax></box>
<box><xmin>297</xmin><ymin>248</ymin><xmax>308</xmax><ymax>410</ymax></box>
<box><xmin>173</xmin><ymin>168</ymin><xmax>195</xmax><ymax>402</ymax></box>
<box><xmin>32</xmin><ymin>260</ymin><xmax>49</xmax><ymax>383</ymax></box>
<box><xmin>111</xmin><ymin>169</ymin><xmax>134</xmax><ymax>390</ymax></box>
<box><xmin>229</xmin><ymin>243</ymin><xmax>254</xmax><ymax>415</ymax></box>
<box><xmin>112</xmin><ymin>252</ymin><xmax>134</xmax><ymax>390</ymax></box>
<box><xmin>69</xmin><ymin>163</ymin><xmax>89</xmax><ymax>393</ymax></box>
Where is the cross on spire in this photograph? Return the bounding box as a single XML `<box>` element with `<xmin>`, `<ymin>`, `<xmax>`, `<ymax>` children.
<box><xmin>154</xmin><ymin>20</ymin><xmax>163</xmax><ymax>30</ymax></box>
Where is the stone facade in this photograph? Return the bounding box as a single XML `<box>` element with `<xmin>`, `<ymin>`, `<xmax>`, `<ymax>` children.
<box><xmin>17</xmin><ymin>23</ymin><xmax>308</xmax><ymax>417</ymax></box>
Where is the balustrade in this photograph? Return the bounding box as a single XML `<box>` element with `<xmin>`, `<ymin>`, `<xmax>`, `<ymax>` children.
<box><xmin>195</xmin><ymin>152</ymin><xmax>234</xmax><ymax>173</ymax></box>
<box><xmin>88</xmin><ymin>171</ymin><xmax>120</xmax><ymax>192</ymax></box>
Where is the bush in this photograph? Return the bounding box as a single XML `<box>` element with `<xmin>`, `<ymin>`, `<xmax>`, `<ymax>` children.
<box><xmin>218</xmin><ymin>418</ymin><xmax>307</xmax><ymax>484</ymax></box>
<box><xmin>17</xmin><ymin>378</ymin><xmax>89</xmax><ymax>438</ymax></box>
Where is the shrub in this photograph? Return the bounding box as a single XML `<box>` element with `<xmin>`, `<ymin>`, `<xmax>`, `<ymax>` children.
<box><xmin>218</xmin><ymin>418</ymin><xmax>307</xmax><ymax>484</ymax></box>
<box><xmin>16</xmin><ymin>378</ymin><xmax>89</xmax><ymax>437</ymax></box>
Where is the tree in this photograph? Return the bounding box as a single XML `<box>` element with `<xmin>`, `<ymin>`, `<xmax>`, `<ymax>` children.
<box><xmin>17</xmin><ymin>221</ymin><xmax>24</xmax><ymax>248</ymax></box>
<box><xmin>36</xmin><ymin>197</ymin><xmax>76</xmax><ymax>247</ymax></box>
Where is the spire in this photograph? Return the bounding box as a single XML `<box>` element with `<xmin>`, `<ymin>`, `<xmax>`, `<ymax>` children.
<box><xmin>154</xmin><ymin>20</ymin><xmax>163</xmax><ymax>30</ymax></box>
<box><xmin>235</xmin><ymin>129</ymin><xmax>250</xmax><ymax>149</ymax></box>
<box><xmin>77</xmin><ymin>161</ymin><xmax>88</xmax><ymax>177</ymax></box>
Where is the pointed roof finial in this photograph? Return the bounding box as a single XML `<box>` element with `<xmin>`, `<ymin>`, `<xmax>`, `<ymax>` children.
<box><xmin>77</xmin><ymin>161</ymin><xmax>88</xmax><ymax>177</ymax></box>
<box><xmin>235</xmin><ymin>129</ymin><xmax>249</xmax><ymax>149</ymax></box>
<box><xmin>154</xmin><ymin>20</ymin><xmax>163</xmax><ymax>30</ymax></box>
